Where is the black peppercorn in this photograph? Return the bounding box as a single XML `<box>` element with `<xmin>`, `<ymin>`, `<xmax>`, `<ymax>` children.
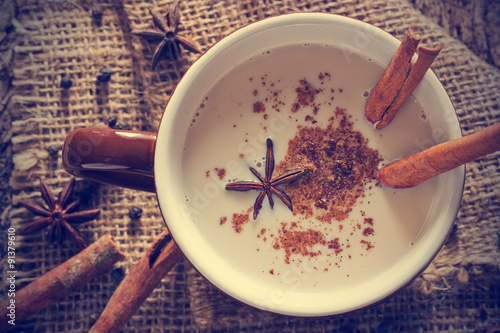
<box><xmin>115</xmin><ymin>122</ymin><xmax>131</xmax><ymax>130</ymax></box>
<box><xmin>60</xmin><ymin>75</ymin><xmax>72</xmax><ymax>89</ymax></box>
<box><xmin>107</xmin><ymin>115</ymin><xmax>118</xmax><ymax>128</ymax></box>
<box><xmin>97</xmin><ymin>67</ymin><xmax>112</xmax><ymax>83</ymax></box>
<box><xmin>46</xmin><ymin>145</ymin><xmax>60</xmax><ymax>157</ymax></box>
<box><xmin>92</xmin><ymin>5</ymin><xmax>103</xmax><ymax>21</ymax></box>
<box><xmin>128</xmin><ymin>206</ymin><xmax>143</xmax><ymax>219</ymax></box>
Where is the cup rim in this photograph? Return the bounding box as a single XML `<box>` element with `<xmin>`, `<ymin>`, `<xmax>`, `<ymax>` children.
<box><xmin>155</xmin><ymin>12</ymin><xmax>465</xmax><ymax>316</ymax></box>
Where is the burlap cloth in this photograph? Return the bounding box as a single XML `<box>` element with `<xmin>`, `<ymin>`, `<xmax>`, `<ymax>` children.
<box><xmin>1</xmin><ymin>0</ymin><xmax>499</xmax><ymax>331</ymax></box>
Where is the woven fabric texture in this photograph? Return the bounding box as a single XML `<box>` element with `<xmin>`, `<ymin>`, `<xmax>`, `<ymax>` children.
<box><xmin>1</xmin><ymin>0</ymin><xmax>499</xmax><ymax>332</ymax></box>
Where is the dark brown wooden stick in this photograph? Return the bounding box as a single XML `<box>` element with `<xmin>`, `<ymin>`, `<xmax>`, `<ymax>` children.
<box><xmin>0</xmin><ymin>234</ymin><xmax>125</xmax><ymax>331</ymax></box>
<box><xmin>89</xmin><ymin>229</ymin><xmax>183</xmax><ymax>333</ymax></box>
<box><xmin>379</xmin><ymin>123</ymin><xmax>500</xmax><ymax>188</ymax></box>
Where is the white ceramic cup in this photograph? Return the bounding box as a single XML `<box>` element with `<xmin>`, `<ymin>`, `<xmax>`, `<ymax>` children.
<box><xmin>64</xmin><ymin>13</ymin><xmax>464</xmax><ymax>316</ymax></box>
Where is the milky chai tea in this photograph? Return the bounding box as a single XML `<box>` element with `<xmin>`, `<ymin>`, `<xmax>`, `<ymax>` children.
<box><xmin>182</xmin><ymin>44</ymin><xmax>438</xmax><ymax>295</ymax></box>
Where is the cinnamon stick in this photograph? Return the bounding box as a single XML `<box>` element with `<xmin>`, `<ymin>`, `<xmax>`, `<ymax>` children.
<box><xmin>366</xmin><ymin>29</ymin><xmax>442</xmax><ymax>129</ymax></box>
<box><xmin>89</xmin><ymin>229</ymin><xmax>183</xmax><ymax>333</ymax></box>
<box><xmin>379</xmin><ymin>123</ymin><xmax>500</xmax><ymax>188</ymax></box>
<box><xmin>375</xmin><ymin>44</ymin><xmax>442</xmax><ymax>129</ymax></box>
<box><xmin>365</xmin><ymin>29</ymin><xmax>419</xmax><ymax>126</ymax></box>
<box><xmin>0</xmin><ymin>234</ymin><xmax>125</xmax><ymax>331</ymax></box>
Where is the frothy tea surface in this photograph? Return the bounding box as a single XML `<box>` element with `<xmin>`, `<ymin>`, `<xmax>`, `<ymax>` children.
<box><xmin>182</xmin><ymin>44</ymin><xmax>438</xmax><ymax>293</ymax></box>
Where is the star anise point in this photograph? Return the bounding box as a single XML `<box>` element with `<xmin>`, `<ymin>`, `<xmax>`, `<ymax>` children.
<box><xmin>18</xmin><ymin>178</ymin><xmax>101</xmax><ymax>249</ymax></box>
<box><xmin>132</xmin><ymin>1</ymin><xmax>200</xmax><ymax>69</ymax></box>
<box><xmin>225</xmin><ymin>138</ymin><xmax>312</xmax><ymax>220</ymax></box>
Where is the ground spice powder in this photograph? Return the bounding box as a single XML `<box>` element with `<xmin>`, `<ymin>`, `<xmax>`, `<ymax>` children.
<box><xmin>220</xmin><ymin>74</ymin><xmax>383</xmax><ymax>270</ymax></box>
<box><xmin>275</xmin><ymin>106</ymin><xmax>383</xmax><ymax>223</ymax></box>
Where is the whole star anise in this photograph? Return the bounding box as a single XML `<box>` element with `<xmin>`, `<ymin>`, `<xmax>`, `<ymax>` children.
<box><xmin>225</xmin><ymin>138</ymin><xmax>313</xmax><ymax>219</ymax></box>
<box><xmin>132</xmin><ymin>1</ymin><xmax>200</xmax><ymax>69</ymax></box>
<box><xmin>18</xmin><ymin>178</ymin><xmax>100</xmax><ymax>249</ymax></box>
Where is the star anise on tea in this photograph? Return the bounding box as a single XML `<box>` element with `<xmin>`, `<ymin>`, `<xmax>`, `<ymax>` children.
<box><xmin>226</xmin><ymin>138</ymin><xmax>313</xmax><ymax>219</ymax></box>
<box><xmin>132</xmin><ymin>1</ymin><xmax>200</xmax><ymax>69</ymax></box>
<box><xmin>17</xmin><ymin>178</ymin><xmax>100</xmax><ymax>249</ymax></box>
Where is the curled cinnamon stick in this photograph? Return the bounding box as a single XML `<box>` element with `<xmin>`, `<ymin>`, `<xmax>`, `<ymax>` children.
<box><xmin>379</xmin><ymin>123</ymin><xmax>500</xmax><ymax>188</ymax></box>
<box><xmin>376</xmin><ymin>44</ymin><xmax>442</xmax><ymax>129</ymax></box>
<box><xmin>366</xmin><ymin>29</ymin><xmax>419</xmax><ymax>125</ymax></box>
<box><xmin>89</xmin><ymin>229</ymin><xmax>183</xmax><ymax>333</ymax></box>
<box><xmin>0</xmin><ymin>234</ymin><xmax>125</xmax><ymax>331</ymax></box>
<box><xmin>366</xmin><ymin>29</ymin><xmax>442</xmax><ymax>129</ymax></box>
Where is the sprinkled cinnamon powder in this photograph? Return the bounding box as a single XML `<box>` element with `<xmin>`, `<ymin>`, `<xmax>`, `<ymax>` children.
<box><xmin>328</xmin><ymin>238</ymin><xmax>341</xmax><ymax>251</ymax></box>
<box><xmin>291</xmin><ymin>79</ymin><xmax>324</xmax><ymax>113</ymax></box>
<box><xmin>363</xmin><ymin>227</ymin><xmax>375</xmax><ymax>236</ymax></box>
<box><xmin>232</xmin><ymin>212</ymin><xmax>250</xmax><ymax>233</ymax></box>
<box><xmin>361</xmin><ymin>240</ymin><xmax>374</xmax><ymax>250</ymax></box>
<box><xmin>275</xmin><ymin>107</ymin><xmax>383</xmax><ymax>223</ymax></box>
<box><xmin>273</xmin><ymin>223</ymin><xmax>326</xmax><ymax>264</ymax></box>
<box><xmin>252</xmin><ymin>75</ymin><xmax>285</xmax><ymax>114</ymax></box>
<box><xmin>206</xmin><ymin>168</ymin><xmax>226</xmax><ymax>180</ymax></box>
<box><xmin>253</xmin><ymin>101</ymin><xmax>265</xmax><ymax>113</ymax></box>
<box><xmin>364</xmin><ymin>217</ymin><xmax>374</xmax><ymax>225</ymax></box>
<box><xmin>215</xmin><ymin>168</ymin><xmax>226</xmax><ymax>180</ymax></box>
